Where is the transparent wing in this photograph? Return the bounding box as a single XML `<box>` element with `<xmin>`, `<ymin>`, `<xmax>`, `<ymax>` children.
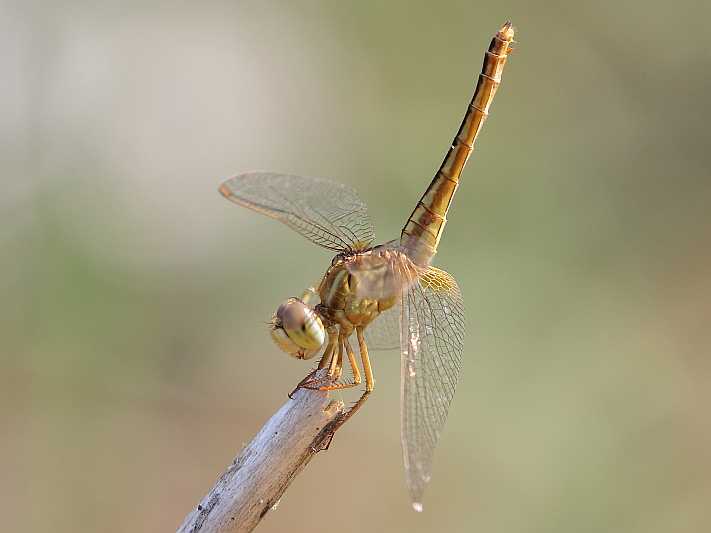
<box><xmin>219</xmin><ymin>172</ymin><xmax>374</xmax><ymax>252</ymax></box>
<box><xmin>364</xmin><ymin>302</ymin><xmax>401</xmax><ymax>350</ymax></box>
<box><xmin>400</xmin><ymin>266</ymin><xmax>465</xmax><ymax>510</ymax></box>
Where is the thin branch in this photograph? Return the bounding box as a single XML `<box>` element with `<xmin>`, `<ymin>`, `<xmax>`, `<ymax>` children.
<box><xmin>176</xmin><ymin>371</ymin><xmax>353</xmax><ymax>533</ymax></box>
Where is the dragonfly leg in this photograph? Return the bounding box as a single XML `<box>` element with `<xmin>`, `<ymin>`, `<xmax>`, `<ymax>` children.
<box><xmin>356</xmin><ymin>326</ymin><xmax>375</xmax><ymax>392</ymax></box>
<box><xmin>316</xmin><ymin>334</ymin><xmax>361</xmax><ymax>391</ymax></box>
<box><xmin>318</xmin><ymin>389</ymin><xmax>371</xmax><ymax>451</ymax></box>
<box><xmin>332</xmin><ymin>352</ymin><xmax>344</xmax><ymax>381</ymax></box>
<box><xmin>317</xmin><ymin>329</ymin><xmax>374</xmax><ymax>445</ymax></box>
<box><xmin>342</xmin><ymin>336</ymin><xmax>361</xmax><ymax>385</ymax></box>
<box><xmin>327</xmin><ymin>335</ymin><xmax>342</xmax><ymax>377</ymax></box>
<box><xmin>317</xmin><ymin>328</ymin><xmax>338</xmax><ymax>370</ymax></box>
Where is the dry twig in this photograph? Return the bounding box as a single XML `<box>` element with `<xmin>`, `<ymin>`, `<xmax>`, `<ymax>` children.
<box><xmin>176</xmin><ymin>371</ymin><xmax>350</xmax><ymax>533</ymax></box>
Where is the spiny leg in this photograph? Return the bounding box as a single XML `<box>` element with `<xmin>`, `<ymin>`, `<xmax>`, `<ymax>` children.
<box><xmin>356</xmin><ymin>326</ymin><xmax>374</xmax><ymax>393</ymax></box>
<box><xmin>317</xmin><ymin>328</ymin><xmax>338</xmax><ymax>370</ymax></box>
<box><xmin>332</xmin><ymin>348</ymin><xmax>344</xmax><ymax>381</ymax></box>
<box><xmin>338</xmin><ymin>326</ymin><xmax>374</xmax><ymax>421</ymax></box>
<box><xmin>317</xmin><ymin>334</ymin><xmax>361</xmax><ymax>392</ymax></box>
<box><xmin>342</xmin><ymin>336</ymin><xmax>361</xmax><ymax>385</ymax></box>
<box><xmin>322</xmin><ymin>326</ymin><xmax>374</xmax><ymax>435</ymax></box>
<box><xmin>330</xmin><ymin>328</ymin><xmax>355</xmax><ymax>381</ymax></box>
<box><xmin>327</xmin><ymin>335</ymin><xmax>342</xmax><ymax>377</ymax></box>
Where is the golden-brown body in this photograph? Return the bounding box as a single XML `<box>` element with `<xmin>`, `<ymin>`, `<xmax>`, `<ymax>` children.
<box><xmin>290</xmin><ymin>23</ymin><xmax>515</xmax><ymax>403</ymax></box>
<box><xmin>305</xmin><ymin>23</ymin><xmax>515</xmax><ymax>392</ymax></box>
<box><xmin>218</xmin><ymin>23</ymin><xmax>515</xmax><ymax>505</ymax></box>
<box><xmin>316</xmin><ymin>246</ymin><xmax>408</xmax><ymax>333</ymax></box>
<box><xmin>401</xmin><ymin>23</ymin><xmax>514</xmax><ymax>265</ymax></box>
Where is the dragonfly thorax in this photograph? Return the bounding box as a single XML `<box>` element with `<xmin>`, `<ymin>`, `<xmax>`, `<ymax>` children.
<box><xmin>317</xmin><ymin>247</ymin><xmax>406</xmax><ymax>332</ymax></box>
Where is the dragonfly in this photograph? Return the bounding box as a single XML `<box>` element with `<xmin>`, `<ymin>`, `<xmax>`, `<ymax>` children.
<box><xmin>219</xmin><ymin>22</ymin><xmax>514</xmax><ymax>511</ymax></box>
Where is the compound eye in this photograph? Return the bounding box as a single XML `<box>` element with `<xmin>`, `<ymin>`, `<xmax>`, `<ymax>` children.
<box><xmin>270</xmin><ymin>298</ymin><xmax>325</xmax><ymax>359</ymax></box>
<box><xmin>270</xmin><ymin>326</ymin><xmax>302</xmax><ymax>357</ymax></box>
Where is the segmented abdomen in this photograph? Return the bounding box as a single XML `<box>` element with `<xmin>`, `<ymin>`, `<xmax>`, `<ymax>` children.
<box><xmin>401</xmin><ymin>22</ymin><xmax>515</xmax><ymax>265</ymax></box>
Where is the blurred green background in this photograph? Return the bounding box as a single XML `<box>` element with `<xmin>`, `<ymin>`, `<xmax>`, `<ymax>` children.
<box><xmin>3</xmin><ymin>1</ymin><xmax>710</xmax><ymax>532</ymax></box>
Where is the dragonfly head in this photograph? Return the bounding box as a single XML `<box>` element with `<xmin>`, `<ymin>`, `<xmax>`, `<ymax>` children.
<box><xmin>269</xmin><ymin>297</ymin><xmax>325</xmax><ymax>360</ymax></box>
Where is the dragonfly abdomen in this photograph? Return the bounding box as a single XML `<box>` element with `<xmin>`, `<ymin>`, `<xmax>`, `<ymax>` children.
<box><xmin>401</xmin><ymin>22</ymin><xmax>514</xmax><ymax>266</ymax></box>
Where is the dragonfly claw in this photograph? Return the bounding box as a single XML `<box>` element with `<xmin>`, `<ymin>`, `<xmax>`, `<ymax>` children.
<box><xmin>289</xmin><ymin>369</ymin><xmax>331</xmax><ymax>397</ymax></box>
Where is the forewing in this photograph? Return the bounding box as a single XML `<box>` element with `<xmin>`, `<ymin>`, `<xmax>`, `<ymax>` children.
<box><xmin>400</xmin><ymin>266</ymin><xmax>465</xmax><ymax>510</ymax></box>
<box><xmin>219</xmin><ymin>172</ymin><xmax>374</xmax><ymax>252</ymax></box>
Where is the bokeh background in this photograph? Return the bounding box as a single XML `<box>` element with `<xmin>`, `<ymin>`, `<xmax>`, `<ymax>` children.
<box><xmin>2</xmin><ymin>1</ymin><xmax>710</xmax><ymax>532</ymax></box>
